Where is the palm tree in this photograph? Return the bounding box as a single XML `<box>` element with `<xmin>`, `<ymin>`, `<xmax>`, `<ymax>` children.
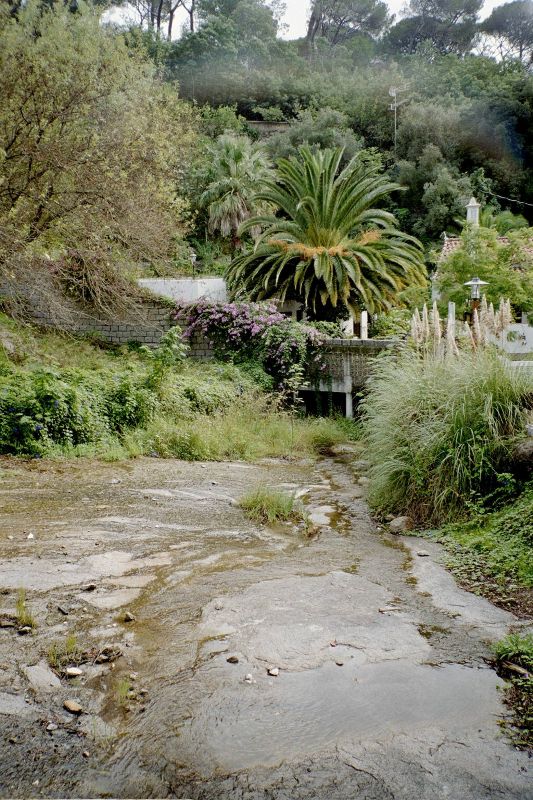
<box><xmin>200</xmin><ymin>134</ymin><xmax>273</xmax><ymax>251</ymax></box>
<box><xmin>227</xmin><ymin>147</ymin><xmax>427</xmax><ymax>315</ymax></box>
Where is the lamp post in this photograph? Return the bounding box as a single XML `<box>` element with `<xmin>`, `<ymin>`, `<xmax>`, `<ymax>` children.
<box><xmin>463</xmin><ymin>277</ymin><xmax>489</xmax><ymax>319</ymax></box>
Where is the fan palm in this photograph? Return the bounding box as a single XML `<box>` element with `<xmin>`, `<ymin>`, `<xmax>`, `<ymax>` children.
<box><xmin>200</xmin><ymin>134</ymin><xmax>274</xmax><ymax>249</ymax></box>
<box><xmin>227</xmin><ymin>146</ymin><xmax>427</xmax><ymax>314</ymax></box>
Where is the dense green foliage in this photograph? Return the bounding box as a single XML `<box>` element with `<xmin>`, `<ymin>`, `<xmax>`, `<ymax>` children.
<box><xmin>147</xmin><ymin>1</ymin><xmax>533</xmax><ymax>249</ymax></box>
<box><xmin>2</xmin><ymin>2</ymin><xmax>532</xmax><ymax>321</ymax></box>
<box><xmin>0</xmin><ymin>2</ymin><xmax>197</xmax><ymax>319</ymax></box>
<box><xmin>361</xmin><ymin>348</ymin><xmax>533</xmax><ymax>524</ymax></box>
<box><xmin>436</xmin><ymin>227</ymin><xmax>533</xmax><ymax>314</ymax></box>
<box><xmin>228</xmin><ymin>147</ymin><xmax>427</xmax><ymax>316</ymax></box>
<box><xmin>0</xmin><ymin>313</ymin><xmax>348</xmax><ymax>460</ymax></box>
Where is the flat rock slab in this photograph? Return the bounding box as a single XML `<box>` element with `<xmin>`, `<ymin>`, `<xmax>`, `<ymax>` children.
<box><xmin>402</xmin><ymin>538</ymin><xmax>516</xmax><ymax>639</ymax></box>
<box><xmin>23</xmin><ymin>661</ymin><xmax>61</xmax><ymax>693</ymax></box>
<box><xmin>0</xmin><ymin>550</ymin><xmax>172</xmax><ymax>591</ymax></box>
<box><xmin>200</xmin><ymin>571</ymin><xmax>430</xmax><ymax>670</ymax></box>
<box><xmin>0</xmin><ymin>691</ymin><xmax>39</xmax><ymax>718</ymax></box>
<box><xmin>78</xmin><ymin>587</ymin><xmax>143</xmax><ymax>610</ymax></box>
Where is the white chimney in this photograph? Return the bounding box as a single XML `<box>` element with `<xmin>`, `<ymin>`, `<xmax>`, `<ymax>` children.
<box><xmin>466</xmin><ymin>197</ymin><xmax>481</xmax><ymax>227</ymax></box>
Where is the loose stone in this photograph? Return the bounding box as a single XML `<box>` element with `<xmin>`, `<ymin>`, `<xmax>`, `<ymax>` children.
<box><xmin>46</xmin><ymin>723</ymin><xmax>58</xmax><ymax>731</ymax></box>
<box><xmin>57</xmin><ymin>605</ymin><xmax>69</xmax><ymax>616</ymax></box>
<box><xmin>18</xmin><ymin>626</ymin><xmax>32</xmax><ymax>635</ymax></box>
<box><xmin>244</xmin><ymin>673</ymin><xmax>253</xmax><ymax>683</ymax></box>
<box><xmin>388</xmin><ymin>515</ymin><xmax>412</xmax><ymax>533</ymax></box>
<box><xmin>65</xmin><ymin>667</ymin><xmax>83</xmax><ymax>678</ymax></box>
<box><xmin>123</xmin><ymin>611</ymin><xmax>136</xmax><ymax>622</ymax></box>
<box><xmin>63</xmin><ymin>700</ymin><xmax>82</xmax><ymax>714</ymax></box>
<box><xmin>267</xmin><ymin>667</ymin><xmax>279</xmax><ymax>677</ymax></box>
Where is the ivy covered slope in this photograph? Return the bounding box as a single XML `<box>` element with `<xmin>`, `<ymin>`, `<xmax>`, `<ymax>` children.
<box><xmin>0</xmin><ymin>313</ymin><xmax>347</xmax><ymax>462</ymax></box>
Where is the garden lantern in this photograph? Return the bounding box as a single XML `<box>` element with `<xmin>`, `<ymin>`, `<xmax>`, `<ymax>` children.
<box><xmin>464</xmin><ymin>276</ymin><xmax>489</xmax><ymax>301</ymax></box>
<box><xmin>463</xmin><ymin>276</ymin><xmax>489</xmax><ymax>319</ymax></box>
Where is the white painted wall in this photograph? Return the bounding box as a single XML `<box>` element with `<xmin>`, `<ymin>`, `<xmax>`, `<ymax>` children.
<box><xmin>138</xmin><ymin>278</ymin><xmax>227</xmax><ymax>304</ymax></box>
<box><xmin>489</xmin><ymin>323</ymin><xmax>533</xmax><ymax>356</ymax></box>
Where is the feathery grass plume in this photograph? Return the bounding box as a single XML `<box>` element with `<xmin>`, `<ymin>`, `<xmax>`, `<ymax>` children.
<box><xmin>445</xmin><ymin>314</ymin><xmax>459</xmax><ymax>358</ymax></box>
<box><xmin>472</xmin><ymin>308</ymin><xmax>482</xmax><ymax>347</ymax></box>
<box><xmin>421</xmin><ymin>304</ymin><xmax>430</xmax><ymax>343</ymax></box>
<box><xmin>495</xmin><ymin>298</ymin><xmax>513</xmax><ymax>335</ymax></box>
<box><xmin>488</xmin><ymin>302</ymin><xmax>496</xmax><ymax>333</ymax></box>
<box><xmin>431</xmin><ymin>300</ymin><xmax>442</xmax><ymax>353</ymax></box>
<box><xmin>410</xmin><ymin>307</ymin><xmax>423</xmax><ymax>346</ymax></box>
<box><xmin>480</xmin><ymin>295</ymin><xmax>489</xmax><ymax>328</ymax></box>
<box><xmin>466</xmin><ymin>319</ymin><xmax>476</xmax><ymax>350</ymax></box>
<box><xmin>504</xmin><ymin>299</ymin><xmax>513</xmax><ymax>328</ymax></box>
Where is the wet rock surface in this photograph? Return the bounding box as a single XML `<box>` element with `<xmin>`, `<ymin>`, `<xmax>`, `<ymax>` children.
<box><xmin>0</xmin><ymin>453</ymin><xmax>531</xmax><ymax>799</ymax></box>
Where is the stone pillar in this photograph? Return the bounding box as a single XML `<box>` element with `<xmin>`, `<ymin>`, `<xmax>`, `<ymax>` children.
<box><xmin>343</xmin><ymin>351</ymin><xmax>353</xmax><ymax>419</ymax></box>
<box><xmin>360</xmin><ymin>310</ymin><xmax>368</xmax><ymax>340</ymax></box>
<box><xmin>447</xmin><ymin>302</ymin><xmax>456</xmax><ymax>339</ymax></box>
<box><xmin>341</xmin><ymin>316</ymin><xmax>354</xmax><ymax>337</ymax></box>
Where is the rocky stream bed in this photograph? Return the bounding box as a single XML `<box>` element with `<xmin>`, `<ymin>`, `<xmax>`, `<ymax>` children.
<box><xmin>0</xmin><ymin>450</ymin><xmax>531</xmax><ymax>799</ymax></box>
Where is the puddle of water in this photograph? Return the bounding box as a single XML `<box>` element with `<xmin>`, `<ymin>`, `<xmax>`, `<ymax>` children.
<box><xmin>178</xmin><ymin>661</ymin><xmax>503</xmax><ymax>773</ymax></box>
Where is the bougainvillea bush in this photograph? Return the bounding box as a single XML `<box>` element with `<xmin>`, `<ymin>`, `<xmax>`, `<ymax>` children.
<box><xmin>176</xmin><ymin>300</ymin><xmax>328</xmax><ymax>389</ymax></box>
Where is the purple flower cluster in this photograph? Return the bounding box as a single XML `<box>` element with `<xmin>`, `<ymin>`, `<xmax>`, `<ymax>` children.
<box><xmin>174</xmin><ymin>300</ymin><xmax>328</xmax><ymax>386</ymax></box>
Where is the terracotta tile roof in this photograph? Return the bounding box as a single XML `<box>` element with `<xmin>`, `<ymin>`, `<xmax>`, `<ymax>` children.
<box><xmin>438</xmin><ymin>235</ymin><xmax>533</xmax><ymax>263</ymax></box>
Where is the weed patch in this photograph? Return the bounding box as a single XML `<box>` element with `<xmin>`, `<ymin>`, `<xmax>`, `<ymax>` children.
<box><xmin>423</xmin><ymin>488</ymin><xmax>533</xmax><ymax>617</ymax></box>
<box><xmin>361</xmin><ymin>349</ymin><xmax>532</xmax><ymax>525</ymax></box>
<box><xmin>493</xmin><ymin>633</ymin><xmax>533</xmax><ymax>751</ymax></box>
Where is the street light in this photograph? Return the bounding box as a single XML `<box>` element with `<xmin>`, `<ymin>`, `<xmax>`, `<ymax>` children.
<box><xmin>463</xmin><ymin>277</ymin><xmax>489</xmax><ymax>301</ymax></box>
<box><xmin>463</xmin><ymin>276</ymin><xmax>489</xmax><ymax>319</ymax></box>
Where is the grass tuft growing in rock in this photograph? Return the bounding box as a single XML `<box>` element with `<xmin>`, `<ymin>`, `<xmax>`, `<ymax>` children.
<box><xmin>239</xmin><ymin>487</ymin><xmax>305</xmax><ymax>525</ymax></box>
<box><xmin>16</xmin><ymin>589</ymin><xmax>36</xmax><ymax>630</ymax></box>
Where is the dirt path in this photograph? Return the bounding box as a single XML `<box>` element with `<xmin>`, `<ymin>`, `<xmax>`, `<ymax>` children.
<box><xmin>0</xmin><ymin>451</ymin><xmax>530</xmax><ymax>799</ymax></box>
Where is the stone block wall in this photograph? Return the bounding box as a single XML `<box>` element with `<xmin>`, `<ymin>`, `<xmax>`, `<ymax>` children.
<box><xmin>24</xmin><ymin>300</ymin><xmax>214</xmax><ymax>358</ymax></box>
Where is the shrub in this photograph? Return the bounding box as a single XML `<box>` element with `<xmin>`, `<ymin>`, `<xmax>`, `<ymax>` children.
<box><xmin>0</xmin><ymin>369</ymin><xmax>108</xmax><ymax>454</ymax></box>
<box><xmin>177</xmin><ymin>299</ymin><xmax>327</xmax><ymax>389</ymax></box>
<box><xmin>434</xmin><ymin>488</ymin><xmax>533</xmax><ymax>595</ymax></box>
<box><xmin>361</xmin><ymin>348</ymin><xmax>533</xmax><ymax>524</ymax></box>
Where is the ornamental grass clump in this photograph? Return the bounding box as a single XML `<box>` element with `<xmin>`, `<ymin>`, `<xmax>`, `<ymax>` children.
<box><xmin>361</xmin><ymin>349</ymin><xmax>533</xmax><ymax>525</ymax></box>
